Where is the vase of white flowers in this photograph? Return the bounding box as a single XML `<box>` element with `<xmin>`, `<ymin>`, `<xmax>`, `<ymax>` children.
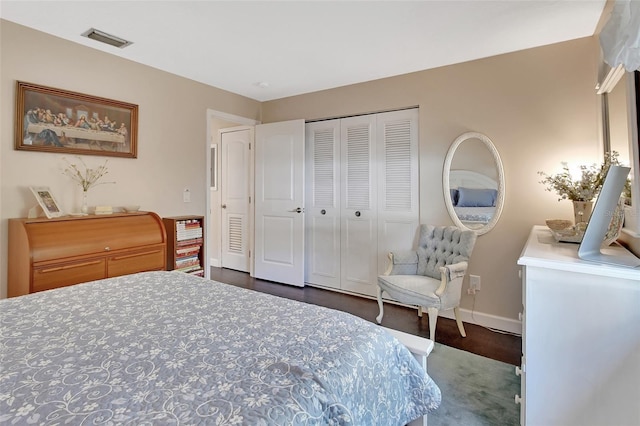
<box><xmin>538</xmin><ymin>151</ymin><xmax>628</xmax><ymax>225</ymax></box>
<box><xmin>62</xmin><ymin>157</ymin><xmax>113</xmax><ymax>214</ymax></box>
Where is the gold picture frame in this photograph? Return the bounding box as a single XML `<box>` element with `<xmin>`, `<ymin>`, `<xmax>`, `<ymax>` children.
<box><xmin>15</xmin><ymin>81</ymin><xmax>138</xmax><ymax>158</ymax></box>
<box><xmin>30</xmin><ymin>186</ymin><xmax>65</xmax><ymax>218</ymax></box>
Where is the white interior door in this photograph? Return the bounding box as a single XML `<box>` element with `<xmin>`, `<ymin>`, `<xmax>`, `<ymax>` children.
<box><xmin>340</xmin><ymin>115</ymin><xmax>378</xmax><ymax>296</ymax></box>
<box><xmin>305</xmin><ymin>120</ymin><xmax>341</xmax><ymax>288</ymax></box>
<box><xmin>254</xmin><ymin>120</ymin><xmax>305</xmax><ymax>286</ymax></box>
<box><xmin>221</xmin><ymin>128</ymin><xmax>251</xmax><ymax>272</ymax></box>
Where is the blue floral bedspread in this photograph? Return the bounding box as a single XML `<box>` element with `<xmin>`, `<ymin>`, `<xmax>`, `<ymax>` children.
<box><xmin>0</xmin><ymin>271</ymin><xmax>440</xmax><ymax>425</ymax></box>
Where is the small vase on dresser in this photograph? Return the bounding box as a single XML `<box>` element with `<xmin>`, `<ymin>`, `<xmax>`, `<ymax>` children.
<box><xmin>572</xmin><ymin>200</ymin><xmax>593</xmax><ymax>224</ymax></box>
<box><xmin>81</xmin><ymin>190</ymin><xmax>89</xmax><ymax>214</ymax></box>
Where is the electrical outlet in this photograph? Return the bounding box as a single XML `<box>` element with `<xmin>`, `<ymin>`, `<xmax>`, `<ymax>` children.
<box><xmin>470</xmin><ymin>275</ymin><xmax>481</xmax><ymax>292</ymax></box>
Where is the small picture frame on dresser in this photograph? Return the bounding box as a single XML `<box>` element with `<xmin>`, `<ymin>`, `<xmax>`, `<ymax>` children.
<box><xmin>30</xmin><ymin>186</ymin><xmax>64</xmax><ymax>218</ymax></box>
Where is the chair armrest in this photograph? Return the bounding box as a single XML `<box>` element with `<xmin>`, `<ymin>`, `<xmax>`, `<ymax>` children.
<box><xmin>384</xmin><ymin>250</ymin><xmax>419</xmax><ymax>275</ymax></box>
<box><xmin>435</xmin><ymin>261</ymin><xmax>469</xmax><ymax>296</ymax></box>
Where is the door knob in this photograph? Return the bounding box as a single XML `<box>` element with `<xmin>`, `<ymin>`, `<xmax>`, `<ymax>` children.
<box><xmin>289</xmin><ymin>207</ymin><xmax>303</xmax><ymax>213</ymax></box>
<box><xmin>355</xmin><ymin>211</ymin><xmax>361</xmax><ymax>217</ymax></box>
<box><xmin>222</xmin><ymin>204</ymin><xmax>227</xmax><ymax>209</ymax></box>
<box><xmin>320</xmin><ymin>209</ymin><xmax>326</xmax><ymax>215</ymax></box>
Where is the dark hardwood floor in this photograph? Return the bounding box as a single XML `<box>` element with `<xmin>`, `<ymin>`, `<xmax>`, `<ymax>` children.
<box><xmin>209</xmin><ymin>267</ymin><xmax>522</xmax><ymax>366</ymax></box>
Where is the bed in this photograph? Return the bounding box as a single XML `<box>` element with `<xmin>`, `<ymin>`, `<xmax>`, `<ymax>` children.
<box><xmin>0</xmin><ymin>271</ymin><xmax>440</xmax><ymax>425</ymax></box>
<box><xmin>449</xmin><ymin>170</ymin><xmax>498</xmax><ymax>230</ymax></box>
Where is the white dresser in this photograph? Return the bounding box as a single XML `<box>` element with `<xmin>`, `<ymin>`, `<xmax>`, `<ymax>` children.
<box><xmin>517</xmin><ymin>226</ymin><xmax>640</xmax><ymax>426</ymax></box>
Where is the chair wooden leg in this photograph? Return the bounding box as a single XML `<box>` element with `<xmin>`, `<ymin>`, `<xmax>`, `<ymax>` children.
<box><xmin>454</xmin><ymin>306</ymin><xmax>466</xmax><ymax>337</ymax></box>
<box><xmin>376</xmin><ymin>287</ymin><xmax>384</xmax><ymax>324</ymax></box>
<box><xmin>427</xmin><ymin>307</ymin><xmax>439</xmax><ymax>341</ymax></box>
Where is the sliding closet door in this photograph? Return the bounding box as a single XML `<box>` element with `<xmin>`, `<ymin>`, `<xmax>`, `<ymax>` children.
<box><xmin>376</xmin><ymin>109</ymin><xmax>420</xmax><ymax>273</ymax></box>
<box><xmin>303</xmin><ymin>108</ymin><xmax>419</xmax><ymax>297</ymax></box>
<box><xmin>340</xmin><ymin>115</ymin><xmax>378</xmax><ymax>296</ymax></box>
<box><xmin>305</xmin><ymin>121</ymin><xmax>341</xmax><ymax>288</ymax></box>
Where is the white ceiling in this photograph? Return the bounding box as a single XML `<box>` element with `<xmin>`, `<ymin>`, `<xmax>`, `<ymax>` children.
<box><xmin>1</xmin><ymin>0</ymin><xmax>607</xmax><ymax>102</ymax></box>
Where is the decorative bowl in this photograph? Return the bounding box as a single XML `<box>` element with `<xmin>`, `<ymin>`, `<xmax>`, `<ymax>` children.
<box><xmin>123</xmin><ymin>205</ymin><xmax>140</xmax><ymax>213</ymax></box>
<box><xmin>546</xmin><ymin>219</ymin><xmax>572</xmax><ymax>231</ymax></box>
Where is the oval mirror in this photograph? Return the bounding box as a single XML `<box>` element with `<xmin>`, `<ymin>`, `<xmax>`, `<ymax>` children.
<box><xmin>443</xmin><ymin>132</ymin><xmax>505</xmax><ymax>235</ymax></box>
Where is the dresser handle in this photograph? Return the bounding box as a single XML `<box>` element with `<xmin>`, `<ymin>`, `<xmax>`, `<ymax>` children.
<box><xmin>515</xmin><ymin>366</ymin><xmax>523</xmax><ymax>376</ymax></box>
<box><xmin>40</xmin><ymin>260</ymin><xmax>102</xmax><ymax>273</ymax></box>
<box><xmin>515</xmin><ymin>395</ymin><xmax>522</xmax><ymax>405</ymax></box>
<box><xmin>112</xmin><ymin>250</ymin><xmax>162</xmax><ymax>261</ymax></box>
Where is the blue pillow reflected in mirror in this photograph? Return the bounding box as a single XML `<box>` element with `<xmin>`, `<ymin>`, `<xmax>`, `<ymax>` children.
<box><xmin>457</xmin><ymin>187</ymin><xmax>497</xmax><ymax>207</ymax></box>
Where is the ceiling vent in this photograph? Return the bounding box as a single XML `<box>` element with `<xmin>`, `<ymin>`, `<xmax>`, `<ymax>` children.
<box><xmin>81</xmin><ymin>28</ymin><xmax>132</xmax><ymax>49</ymax></box>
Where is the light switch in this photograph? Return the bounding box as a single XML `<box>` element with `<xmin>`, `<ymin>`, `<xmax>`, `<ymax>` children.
<box><xmin>183</xmin><ymin>188</ymin><xmax>191</xmax><ymax>203</ymax></box>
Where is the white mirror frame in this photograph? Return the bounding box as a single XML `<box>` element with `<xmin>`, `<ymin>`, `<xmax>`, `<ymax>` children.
<box><xmin>443</xmin><ymin>131</ymin><xmax>505</xmax><ymax>235</ymax></box>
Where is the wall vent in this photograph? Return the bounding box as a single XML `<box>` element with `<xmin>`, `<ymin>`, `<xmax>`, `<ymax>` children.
<box><xmin>81</xmin><ymin>28</ymin><xmax>132</xmax><ymax>49</ymax></box>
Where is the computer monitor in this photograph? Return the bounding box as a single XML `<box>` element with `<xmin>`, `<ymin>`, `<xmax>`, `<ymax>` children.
<box><xmin>578</xmin><ymin>165</ymin><xmax>640</xmax><ymax>268</ymax></box>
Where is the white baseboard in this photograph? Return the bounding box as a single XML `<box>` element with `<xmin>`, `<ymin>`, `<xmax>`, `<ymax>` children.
<box><xmin>306</xmin><ymin>282</ymin><xmax>522</xmax><ymax>336</ymax></box>
<box><xmin>439</xmin><ymin>307</ymin><xmax>522</xmax><ymax>336</ymax></box>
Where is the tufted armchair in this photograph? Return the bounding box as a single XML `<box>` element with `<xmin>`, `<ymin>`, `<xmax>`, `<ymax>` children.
<box><xmin>376</xmin><ymin>225</ymin><xmax>477</xmax><ymax>342</ymax></box>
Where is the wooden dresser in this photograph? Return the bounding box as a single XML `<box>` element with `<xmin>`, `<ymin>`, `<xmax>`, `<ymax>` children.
<box><xmin>8</xmin><ymin>212</ymin><xmax>167</xmax><ymax>297</ymax></box>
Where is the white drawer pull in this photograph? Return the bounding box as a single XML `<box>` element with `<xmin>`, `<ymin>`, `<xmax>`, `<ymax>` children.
<box><xmin>518</xmin><ymin>312</ymin><xmax>523</xmax><ymax>321</ymax></box>
<box><xmin>515</xmin><ymin>366</ymin><xmax>522</xmax><ymax>376</ymax></box>
<box><xmin>515</xmin><ymin>395</ymin><xmax>522</xmax><ymax>405</ymax></box>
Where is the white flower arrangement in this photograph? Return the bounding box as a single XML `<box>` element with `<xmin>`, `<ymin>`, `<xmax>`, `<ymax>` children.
<box><xmin>538</xmin><ymin>151</ymin><xmax>629</xmax><ymax>202</ymax></box>
<box><xmin>61</xmin><ymin>156</ymin><xmax>114</xmax><ymax>191</ymax></box>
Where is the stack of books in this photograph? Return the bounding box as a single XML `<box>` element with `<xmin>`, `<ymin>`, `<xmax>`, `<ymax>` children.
<box><xmin>175</xmin><ymin>219</ymin><xmax>204</xmax><ymax>276</ymax></box>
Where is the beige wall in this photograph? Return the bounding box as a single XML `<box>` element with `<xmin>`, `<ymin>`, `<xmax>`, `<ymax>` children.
<box><xmin>262</xmin><ymin>37</ymin><xmax>602</xmax><ymax>322</ymax></box>
<box><xmin>0</xmin><ymin>20</ymin><xmax>261</xmax><ymax>298</ymax></box>
<box><xmin>0</xmin><ymin>20</ymin><xmax>611</xmax><ymax>324</ymax></box>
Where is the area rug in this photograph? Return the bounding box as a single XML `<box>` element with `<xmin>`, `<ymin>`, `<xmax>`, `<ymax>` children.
<box><xmin>427</xmin><ymin>343</ymin><xmax>521</xmax><ymax>426</ymax></box>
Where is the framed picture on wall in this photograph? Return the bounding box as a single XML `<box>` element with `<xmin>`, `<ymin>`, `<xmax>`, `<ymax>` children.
<box><xmin>30</xmin><ymin>186</ymin><xmax>65</xmax><ymax>218</ymax></box>
<box><xmin>15</xmin><ymin>81</ymin><xmax>138</xmax><ymax>158</ymax></box>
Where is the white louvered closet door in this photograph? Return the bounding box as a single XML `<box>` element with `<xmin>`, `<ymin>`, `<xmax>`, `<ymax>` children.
<box><xmin>340</xmin><ymin>114</ymin><xmax>378</xmax><ymax>296</ymax></box>
<box><xmin>376</xmin><ymin>109</ymin><xmax>420</xmax><ymax>274</ymax></box>
<box><xmin>305</xmin><ymin>121</ymin><xmax>341</xmax><ymax>288</ymax></box>
<box><xmin>303</xmin><ymin>109</ymin><xmax>419</xmax><ymax>297</ymax></box>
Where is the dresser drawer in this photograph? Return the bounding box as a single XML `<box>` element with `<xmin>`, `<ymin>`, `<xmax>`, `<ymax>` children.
<box><xmin>107</xmin><ymin>246</ymin><xmax>166</xmax><ymax>277</ymax></box>
<box><xmin>33</xmin><ymin>259</ymin><xmax>106</xmax><ymax>293</ymax></box>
